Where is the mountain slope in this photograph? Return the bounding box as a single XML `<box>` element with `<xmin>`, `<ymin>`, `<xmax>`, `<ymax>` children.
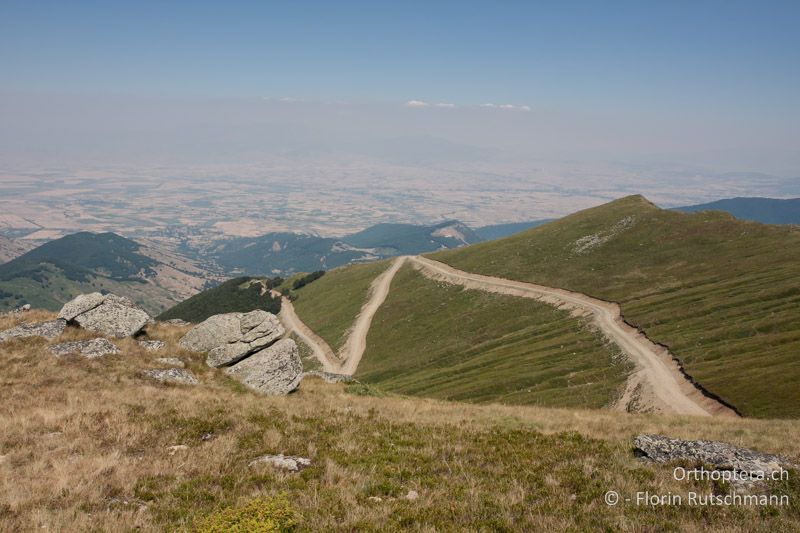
<box><xmin>356</xmin><ymin>264</ymin><xmax>629</xmax><ymax>408</ymax></box>
<box><xmin>674</xmin><ymin>197</ymin><xmax>800</xmax><ymax>225</ymax></box>
<box><xmin>344</xmin><ymin>220</ymin><xmax>481</xmax><ymax>254</ymax></box>
<box><xmin>434</xmin><ymin>195</ymin><xmax>800</xmax><ymax>418</ymax></box>
<box><xmin>157</xmin><ymin>277</ymin><xmax>281</xmax><ymax>323</ymax></box>
<box><xmin>0</xmin><ymin>232</ymin><xmax>211</xmax><ymax>314</ymax></box>
<box><xmin>208</xmin><ymin>221</ymin><xmax>481</xmax><ymax>276</ymax></box>
<box><xmin>292</xmin><ymin>260</ymin><xmax>392</xmax><ymax>353</ymax></box>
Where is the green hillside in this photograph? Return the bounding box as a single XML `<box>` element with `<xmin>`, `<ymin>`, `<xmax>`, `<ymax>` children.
<box><xmin>158</xmin><ymin>277</ymin><xmax>281</xmax><ymax>323</ymax></box>
<box><xmin>434</xmin><ymin>195</ymin><xmax>800</xmax><ymax>418</ymax></box>
<box><xmin>344</xmin><ymin>220</ymin><xmax>480</xmax><ymax>253</ymax></box>
<box><xmin>292</xmin><ymin>260</ymin><xmax>390</xmax><ymax>352</ymax></box>
<box><xmin>0</xmin><ymin>232</ymin><xmax>181</xmax><ymax>314</ymax></box>
<box><xmin>357</xmin><ymin>264</ymin><xmax>629</xmax><ymax>408</ymax></box>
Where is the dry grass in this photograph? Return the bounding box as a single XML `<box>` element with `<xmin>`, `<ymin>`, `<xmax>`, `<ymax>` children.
<box><xmin>0</xmin><ymin>315</ymin><xmax>798</xmax><ymax>531</ymax></box>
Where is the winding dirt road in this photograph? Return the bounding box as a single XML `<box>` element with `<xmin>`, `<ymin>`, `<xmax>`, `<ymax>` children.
<box><xmin>273</xmin><ymin>291</ymin><xmax>340</xmax><ymax>373</ymax></box>
<box><xmin>338</xmin><ymin>256</ymin><xmax>407</xmax><ymax>375</ymax></box>
<box><xmin>408</xmin><ymin>256</ymin><xmax>737</xmax><ymax>417</ymax></box>
<box><xmin>278</xmin><ymin>255</ymin><xmax>735</xmax><ymax>417</ymax></box>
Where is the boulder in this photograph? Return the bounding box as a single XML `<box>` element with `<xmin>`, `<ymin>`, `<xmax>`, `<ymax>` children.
<box><xmin>0</xmin><ymin>319</ymin><xmax>66</xmax><ymax>342</ymax></box>
<box><xmin>154</xmin><ymin>357</ymin><xmax>185</xmax><ymax>368</ymax></box>
<box><xmin>58</xmin><ymin>292</ymin><xmax>106</xmax><ymax>321</ymax></box>
<box><xmin>224</xmin><ymin>338</ymin><xmax>302</xmax><ymax>395</ymax></box>
<box><xmin>633</xmin><ymin>434</ymin><xmax>792</xmax><ymax>478</ymax></box>
<box><xmin>179</xmin><ymin>310</ymin><xmax>285</xmax><ymax>367</ymax></box>
<box><xmin>248</xmin><ymin>454</ymin><xmax>311</xmax><ymax>472</ymax></box>
<box><xmin>58</xmin><ymin>293</ymin><xmax>151</xmax><ymax>338</ymax></box>
<box><xmin>49</xmin><ymin>338</ymin><xmax>119</xmax><ymax>359</ymax></box>
<box><xmin>142</xmin><ymin>368</ymin><xmax>199</xmax><ymax>385</ymax></box>
<box><xmin>138</xmin><ymin>340</ymin><xmax>165</xmax><ymax>352</ymax></box>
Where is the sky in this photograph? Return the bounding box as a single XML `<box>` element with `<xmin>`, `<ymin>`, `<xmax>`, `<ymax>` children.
<box><xmin>0</xmin><ymin>1</ymin><xmax>798</xmax><ymax>175</ymax></box>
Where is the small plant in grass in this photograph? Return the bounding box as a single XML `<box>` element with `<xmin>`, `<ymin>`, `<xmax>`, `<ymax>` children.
<box><xmin>195</xmin><ymin>494</ymin><xmax>298</xmax><ymax>532</ymax></box>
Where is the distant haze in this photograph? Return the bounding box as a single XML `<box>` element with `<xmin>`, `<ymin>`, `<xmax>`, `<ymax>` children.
<box><xmin>0</xmin><ymin>1</ymin><xmax>798</xmax><ymax>232</ymax></box>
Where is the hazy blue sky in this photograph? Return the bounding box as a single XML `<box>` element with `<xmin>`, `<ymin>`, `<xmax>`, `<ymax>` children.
<box><xmin>1</xmin><ymin>1</ymin><xmax>798</xmax><ymax>174</ymax></box>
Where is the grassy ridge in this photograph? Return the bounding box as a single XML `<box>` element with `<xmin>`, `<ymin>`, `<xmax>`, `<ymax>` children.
<box><xmin>434</xmin><ymin>195</ymin><xmax>800</xmax><ymax>418</ymax></box>
<box><xmin>292</xmin><ymin>260</ymin><xmax>390</xmax><ymax>352</ymax></box>
<box><xmin>357</xmin><ymin>265</ymin><xmax>630</xmax><ymax>408</ymax></box>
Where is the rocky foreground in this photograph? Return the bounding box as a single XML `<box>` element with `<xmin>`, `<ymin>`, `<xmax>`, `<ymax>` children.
<box><xmin>1</xmin><ymin>298</ymin><xmax>798</xmax><ymax>531</ymax></box>
<box><xmin>0</xmin><ymin>292</ymin><xmax>304</xmax><ymax>394</ymax></box>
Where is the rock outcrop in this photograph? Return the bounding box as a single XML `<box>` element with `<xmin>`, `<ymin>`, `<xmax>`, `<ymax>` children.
<box><xmin>59</xmin><ymin>293</ymin><xmax>151</xmax><ymax>338</ymax></box>
<box><xmin>179</xmin><ymin>310</ymin><xmax>285</xmax><ymax>367</ymax></box>
<box><xmin>248</xmin><ymin>454</ymin><xmax>311</xmax><ymax>472</ymax></box>
<box><xmin>633</xmin><ymin>434</ymin><xmax>793</xmax><ymax>480</ymax></box>
<box><xmin>49</xmin><ymin>338</ymin><xmax>119</xmax><ymax>359</ymax></box>
<box><xmin>224</xmin><ymin>338</ymin><xmax>302</xmax><ymax>395</ymax></box>
<box><xmin>178</xmin><ymin>310</ymin><xmax>301</xmax><ymax>394</ymax></box>
<box><xmin>0</xmin><ymin>319</ymin><xmax>66</xmax><ymax>342</ymax></box>
<box><xmin>142</xmin><ymin>368</ymin><xmax>199</xmax><ymax>385</ymax></box>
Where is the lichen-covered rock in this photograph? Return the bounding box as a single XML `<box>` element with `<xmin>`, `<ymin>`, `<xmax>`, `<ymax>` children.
<box><xmin>138</xmin><ymin>340</ymin><xmax>165</xmax><ymax>352</ymax></box>
<box><xmin>58</xmin><ymin>293</ymin><xmax>151</xmax><ymax>338</ymax></box>
<box><xmin>633</xmin><ymin>434</ymin><xmax>792</xmax><ymax>478</ymax></box>
<box><xmin>154</xmin><ymin>357</ymin><xmax>185</xmax><ymax>368</ymax></box>
<box><xmin>142</xmin><ymin>368</ymin><xmax>199</xmax><ymax>385</ymax></box>
<box><xmin>248</xmin><ymin>454</ymin><xmax>311</xmax><ymax>472</ymax></box>
<box><xmin>179</xmin><ymin>310</ymin><xmax>285</xmax><ymax>367</ymax></box>
<box><xmin>73</xmin><ymin>295</ymin><xmax>151</xmax><ymax>338</ymax></box>
<box><xmin>224</xmin><ymin>338</ymin><xmax>302</xmax><ymax>395</ymax></box>
<box><xmin>49</xmin><ymin>338</ymin><xmax>119</xmax><ymax>359</ymax></box>
<box><xmin>58</xmin><ymin>292</ymin><xmax>106</xmax><ymax>321</ymax></box>
<box><xmin>0</xmin><ymin>319</ymin><xmax>66</xmax><ymax>342</ymax></box>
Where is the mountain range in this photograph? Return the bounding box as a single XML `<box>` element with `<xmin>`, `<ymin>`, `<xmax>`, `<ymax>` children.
<box><xmin>2</xmin><ymin>196</ymin><xmax>798</xmax><ymax>316</ymax></box>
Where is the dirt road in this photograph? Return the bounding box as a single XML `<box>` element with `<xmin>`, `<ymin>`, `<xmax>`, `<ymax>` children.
<box><xmin>338</xmin><ymin>256</ymin><xmax>407</xmax><ymax>375</ymax></box>
<box><xmin>274</xmin><ymin>291</ymin><xmax>340</xmax><ymax>373</ymax></box>
<box><xmin>409</xmin><ymin>256</ymin><xmax>737</xmax><ymax>417</ymax></box>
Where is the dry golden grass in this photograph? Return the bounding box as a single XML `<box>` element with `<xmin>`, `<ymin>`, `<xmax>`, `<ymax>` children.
<box><xmin>0</xmin><ymin>314</ymin><xmax>798</xmax><ymax>531</ymax></box>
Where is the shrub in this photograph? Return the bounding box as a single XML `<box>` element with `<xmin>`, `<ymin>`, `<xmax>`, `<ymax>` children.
<box><xmin>195</xmin><ymin>495</ymin><xmax>298</xmax><ymax>532</ymax></box>
<box><xmin>292</xmin><ymin>270</ymin><xmax>325</xmax><ymax>290</ymax></box>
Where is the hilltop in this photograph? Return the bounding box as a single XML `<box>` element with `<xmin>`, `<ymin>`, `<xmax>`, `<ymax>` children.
<box><xmin>434</xmin><ymin>195</ymin><xmax>800</xmax><ymax>418</ymax></box>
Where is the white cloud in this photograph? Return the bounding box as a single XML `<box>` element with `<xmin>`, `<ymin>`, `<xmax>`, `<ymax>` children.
<box><xmin>405</xmin><ymin>100</ymin><xmax>458</xmax><ymax>109</ymax></box>
<box><xmin>480</xmin><ymin>103</ymin><xmax>531</xmax><ymax>111</ymax></box>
